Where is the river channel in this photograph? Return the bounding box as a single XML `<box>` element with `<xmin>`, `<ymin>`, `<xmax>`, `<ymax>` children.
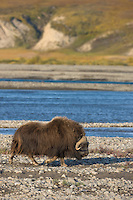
<box><xmin>0</xmin><ymin>89</ymin><xmax>133</xmax><ymax>137</ymax></box>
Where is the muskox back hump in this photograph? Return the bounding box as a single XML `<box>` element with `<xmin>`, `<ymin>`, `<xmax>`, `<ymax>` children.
<box><xmin>49</xmin><ymin>116</ymin><xmax>85</xmax><ymax>140</ymax></box>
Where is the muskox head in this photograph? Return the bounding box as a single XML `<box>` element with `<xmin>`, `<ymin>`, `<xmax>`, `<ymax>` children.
<box><xmin>75</xmin><ymin>136</ymin><xmax>89</xmax><ymax>157</ymax></box>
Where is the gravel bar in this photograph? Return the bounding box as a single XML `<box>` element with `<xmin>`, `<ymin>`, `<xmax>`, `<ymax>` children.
<box><xmin>0</xmin><ymin>64</ymin><xmax>133</xmax><ymax>83</ymax></box>
<box><xmin>0</xmin><ymin>64</ymin><xmax>133</xmax><ymax>91</ymax></box>
<box><xmin>0</xmin><ymin>81</ymin><xmax>133</xmax><ymax>91</ymax></box>
<box><xmin>0</xmin><ymin>120</ymin><xmax>133</xmax><ymax>128</ymax></box>
<box><xmin>0</xmin><ymin>134</ymin><xmax>133</xmax><ymax>200</ymax></box>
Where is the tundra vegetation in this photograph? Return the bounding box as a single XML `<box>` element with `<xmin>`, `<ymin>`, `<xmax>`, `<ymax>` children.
<box><xmin>0</xmin><ymin>0</ymin><xmax>133</xmax><ymax>65</ymax></box>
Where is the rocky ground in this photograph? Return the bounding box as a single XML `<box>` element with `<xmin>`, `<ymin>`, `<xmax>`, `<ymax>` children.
<box><xmin>0</xmin><ymin>134</ymin><xmax>133</xmax><ymax>200</ymax></box>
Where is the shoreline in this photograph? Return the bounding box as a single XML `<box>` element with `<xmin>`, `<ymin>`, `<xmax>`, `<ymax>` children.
<box><xmin>0</xmin><ymin>64</ymin><xmax>133</xmax><ymax>91</ymax></box>
<box><xmin>0</xmin><ymin>120</ymin><xmax>133</xmax><ymax>128</ymax></box>
<box><xmin>0</xmin><ymin>81</ymin><xmax>133</xmax><ymax>91</ymax></box>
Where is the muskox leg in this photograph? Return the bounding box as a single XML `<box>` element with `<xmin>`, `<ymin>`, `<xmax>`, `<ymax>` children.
<box><xmin>45</xmin><ymin>156</ymin><xmax>58</xmax><ymax>165</ymax></box>
<box><xmin>29</xmin><ymin>155</ymin><xmax>39</xmax><ymax>166</ymax></box>
<box><xmin>60</xmin><ymin>158</ymin><xmax>67</xmax><ymax>167</ymax></box>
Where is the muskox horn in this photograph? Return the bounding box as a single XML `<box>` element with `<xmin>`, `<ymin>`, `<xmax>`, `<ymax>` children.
<box><xmin>75</xmin><ymin>136</ymin><xmax>87</xmax><ymax>150</ymax></box>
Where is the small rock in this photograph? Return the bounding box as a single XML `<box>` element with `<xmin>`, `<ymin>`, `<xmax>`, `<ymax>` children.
<box><xmin>61</xmin><ymin>174</ymin><xmax>67</xmax><ymax>178</ymax></box>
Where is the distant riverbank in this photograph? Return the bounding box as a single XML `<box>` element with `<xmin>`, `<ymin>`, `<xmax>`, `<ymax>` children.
<box><xmin>0</xmin><ymin>81</ymin><xmax>133</xmax><ymax>91</ymax></box>
<box><xmin>0</xmin><ymin>64</ymin><xmax>133</xmax><ymax>91</ymax></box>
<box><xmin>0</xmin><ymin>120</ymin><xmax>133</xmax><ymax>129</ymax></box>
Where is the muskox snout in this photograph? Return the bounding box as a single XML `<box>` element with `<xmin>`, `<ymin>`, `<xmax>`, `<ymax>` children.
<box><xmin>78</xmin><ymin>142</ymin><xmax>89</xmax><ymax>157</ymax></box>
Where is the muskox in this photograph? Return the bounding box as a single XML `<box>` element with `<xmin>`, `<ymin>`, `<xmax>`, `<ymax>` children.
<box><xmin>9</xmin><ymin>117</ymin><xmax>89</xmax><ymax>166</ymax></box>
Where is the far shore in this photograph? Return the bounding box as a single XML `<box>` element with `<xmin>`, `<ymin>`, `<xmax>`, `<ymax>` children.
<box><xmin>0</xmin><ymin>81</ymin><xmax>133</xmax><ymax>91</ymax></box>
<box><xmin>0</xmin><ymin>64</ymin><xmax>133</xmax><ymax>91</ymax></box>
<box><xmin>0</xmin><ymin>120</ymin><xmax>133</xmax><ymax>128</ymax></box>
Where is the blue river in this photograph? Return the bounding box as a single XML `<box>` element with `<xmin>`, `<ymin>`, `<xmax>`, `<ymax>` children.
<box><xmin>0</xmin><ymin>89</ymin><xmax>133</xmax><ymax>137</ymax></box>
<box><xmin>0</xmin><ymin>78</ymin><xmax>133</xmax><ymax>84</ymax></box>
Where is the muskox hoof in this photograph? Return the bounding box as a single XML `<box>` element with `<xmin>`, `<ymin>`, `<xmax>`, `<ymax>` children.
<box><xmin>9</xmin><ymin>153</ymin><xmax>14</xmax><ymax>164</ymax></box>
<box><xmin>29</xmin><ymin>155</ymin><xmax>39</xmax><ymax>166</ymax></box>
<box><xmin>9</xmin><ymin>158</ymin><xmax>13</xmax><ymax>164</ymax></box>
<box><xmin>32</xmin><ymin>162</ymin><xmax>39</xmax><ymax>166</ymax></box>
<box><xmin>60</xmin><ymin>158</ymin><xmax>67</xmax><ymax>167</ymax></box>
<box><xmin>61</xmin><ymin>163</ymin><xmax>68</xmax><ymax>167</ymax></box>
<box><xmin>45</xmin><ymin>156</ymin><xmax>58</xmax><ymax>165</ymax></box>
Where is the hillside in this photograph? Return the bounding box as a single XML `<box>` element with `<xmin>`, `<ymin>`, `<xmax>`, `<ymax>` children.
<box><xmin>0</xmin><ymin>0</ymin><xmax>133</xmax><ymax>65</ymax></box>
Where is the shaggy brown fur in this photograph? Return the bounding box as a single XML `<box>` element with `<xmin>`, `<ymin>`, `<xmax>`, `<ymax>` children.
<box><xmin>10</xmin><ymin>117</ymin><xmax>88</xmax><ymax>166</ymax></box>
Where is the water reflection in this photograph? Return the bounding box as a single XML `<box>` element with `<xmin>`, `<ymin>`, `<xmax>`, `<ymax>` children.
<box><xmin>0</xmin><ymin>78</ymin><xmax>133</xmax><ymax>84</ymax></box>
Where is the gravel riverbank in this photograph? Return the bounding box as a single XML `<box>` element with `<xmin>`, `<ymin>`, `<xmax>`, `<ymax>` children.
<box><xmin>0</xmin><ymin>64</ymin><xmax>133</xmax><ymax>91</ymax></box>
<box><xmin>0</xmin><ymin>120</ymin><xmax>133</xmax><ymax>128</ymax></box>
<box><xmin>0</xmin><ymin>133</ymin><xmax>133</xmax><ymax>200</ymax></box>
<box><xmin>0</xmin><ymin>81</ymin><xmax>133</xmax><ymax>91</ymax></box>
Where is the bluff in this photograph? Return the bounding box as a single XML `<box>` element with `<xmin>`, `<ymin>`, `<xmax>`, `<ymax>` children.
<box><xmin>0</xmin><ymin>18</ymin><xmax>30</xmax><ymax>48</ymax></box>
<box><xmin>33</xmin><ymin>19</ymin><xmax>75</xmax><ymax>51</ymax></box>
<box><xmin>0</xmin><ymin>0</ymin><xmax>133</xmax><ymax>56</ymax></box>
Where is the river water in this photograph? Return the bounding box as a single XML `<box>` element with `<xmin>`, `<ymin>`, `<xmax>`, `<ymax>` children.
<box><xmin>0</xmin><ymin>89</ymin><xmax>133</xmax><ymax>137</ymax></box>
<box><xmin>0</xmin><ymin>78</ymin><xmax>133</xmax><ymax>84</ymax></box>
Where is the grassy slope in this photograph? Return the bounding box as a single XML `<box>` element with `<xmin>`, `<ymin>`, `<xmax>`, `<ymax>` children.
<box><xmin>0</xmin><ymin>0</ymin><xmax>133</xmax><ymax>65</ymax></box>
